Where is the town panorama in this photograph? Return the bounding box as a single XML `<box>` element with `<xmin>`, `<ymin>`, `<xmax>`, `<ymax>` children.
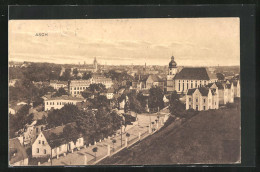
<box><xmin>9</xmin><ymin>18</ymin><xmax>240</xmax><ymax>166</ymax></box>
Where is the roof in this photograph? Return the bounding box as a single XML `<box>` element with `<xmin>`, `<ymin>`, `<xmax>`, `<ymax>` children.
<box><xmin>174</xmin><ymin>68</ymin><xmax>210</xmax><ymax>80</ymax></box>
<box><xmin>187</xmin><ymin>88</ymin><xmax>197</xmax><ymax>95</ymax></box>
<box><xmin>206</xmin><ymin>82</ymin><xmax>224</xmax><ymax>90</ymax></box>
<box><xmin>148</xmin><ymin>75</ymin><xmax>164</xmax><ymax>82</ymax></box>
<box><xmin>9</xmin><ymin>138</ymin><xmax>28</xmax><ymax>165</ymax></box>
<box><xmin>206</xmin><ymin>69</ymin><xmax>218</xmax><ymax>80</ymax></box>
<box><xmin>107</xmin><ymin>88</ymin><xmax>115</xmax><ymax>93</ymax></box>
<box><xmin>50</xmin><ymin>80</ymin><xmax>68</xmax><ymax>85</ymax></box>
<box><xmin>45</xmin><ymin>95</ymin><xmax>84</xmax><ymax>101</ymax></box>
<box><xmin>42</xmin><ymin>122</ymin><xmax>77</xmax><ymax>148</ymax></box>
<box><xmin>187</xmin><ymin>87</ymin><xmax>210</xmax><ymax>96</ymax></box>
<box><xmin>134</xmin><ymin>75</ymin><xmax>149</xmax><ymax>82</ymax></box>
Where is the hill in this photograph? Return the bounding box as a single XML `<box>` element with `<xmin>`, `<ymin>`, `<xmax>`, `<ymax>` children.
<box><xmin>99</xmin><ymin>107</ymin><xmax>240</xmax><ymax>165</ymax></box>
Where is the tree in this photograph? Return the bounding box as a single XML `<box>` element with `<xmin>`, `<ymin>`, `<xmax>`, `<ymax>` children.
<box><xmin>52</xmin><ymin>87</ymin><xmax>68</xmax><ymax>97</ymax></box>
<box><xmin>169</xmin><ymin>91</ymin><xmax>185</xmax><ymax>119</ymax></box>
<box><xmin>82</xmin><ymin>72</ymin><xmax>92</xmax><ymax>80</ymax></box>
<box><xmin>148</xmin><ymin>87</ymin><xmax>164</xmax><ymax>112</ymax></box>
<box><xmin>62</xmin><ymin>125</ymin><xmax>79</xmax><ymax>153</ymax></box>
<box><xmin>92</xmin><ymin>147</ymin><xmax>98</xmax><ymax>161</ymax></box>
<box><xmin>112</xmin><ymin>139</ymin><xmax>116</xmax><ymax>152</ymax></box>
<box><xmin>216</xmin><ymin>73</ymin><xmax>225</xmax><ymax>81</ymax></box>
<box><xmin>73</xmin><ymin>68</ymin><xmax>79</xmax><ymax>76</ymax></box>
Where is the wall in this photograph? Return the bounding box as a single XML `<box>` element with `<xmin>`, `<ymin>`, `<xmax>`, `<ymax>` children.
<box><xmin>32</xmin><ymin>133</ymin><xmax>51</xmax><ymax>158</ymax></box>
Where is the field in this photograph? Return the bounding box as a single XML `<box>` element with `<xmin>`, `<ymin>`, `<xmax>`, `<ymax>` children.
<box><xmin>99</xmin><ymin>107</ymin><xmax>240</xmax><ymax>165</ymax></box>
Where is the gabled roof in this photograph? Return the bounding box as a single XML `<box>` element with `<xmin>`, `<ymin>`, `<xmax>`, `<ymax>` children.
<box><xmin>42</xmin><ymin>122</ymin><xmax>77</xmax><ymax>148</ymax></box>
<box><xmin>206</xmin><ymin>82</ymin><xmax>224</xmax><ymax>90</ymax></box>
<box><xmin>134</xmin><ymin>75</ymin><xmax>149</xmax><ymax>82</ymax></box>
<box><xmin>187</xmin><ymin>88</ymin><xmax>197</xmax><ymax>95</ymax></box>
<box><xmin>187</xmin><ymin>87</ymin><xmax>211</xmax><ymax>96</ymax></box>
<box><xmin>9</xmin><ymin>138</ymin><xmax>28</xmax><ymax>165</ymax></box>
<box><xmin>174</xmin><ymin>68</ymin><xmax>210</xmax><ymax>80</ymax></box>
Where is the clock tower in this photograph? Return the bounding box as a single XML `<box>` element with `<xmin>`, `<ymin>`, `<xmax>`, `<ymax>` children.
<box><xmin>167</xmin><ymin>56</ymin><xmax>178</xmax><ymax>92</ymax></box>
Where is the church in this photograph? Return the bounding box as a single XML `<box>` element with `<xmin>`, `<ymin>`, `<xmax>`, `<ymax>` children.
<box><xmin>166</xmin><ymin>56</ymin><xmax>218</xmax><ymax>94</ymax></box>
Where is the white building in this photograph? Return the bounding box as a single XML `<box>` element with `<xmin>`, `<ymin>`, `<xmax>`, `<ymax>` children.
<box><xmin>32</xmin><ymin>123</ymin><xmax>84</xmax><ymax>158</ymax></box>
<box><xmin>166</xmin><ymin>56</ymin><xmax>218</xmax><ymax>93</ymax></box>
<box><xmin>186</xmin><ymin>87</ymin><xmax>219</xmax><ymax>111</ymax></box>
<box><xmin>44</xmin><ymin>95</ymin><xmax>84</xmax><ymax>111</ymax></box>
<box><xmin>50</xmin><ymin>80</ymin><xmax>68</xmax><ymax>90</ymax></box>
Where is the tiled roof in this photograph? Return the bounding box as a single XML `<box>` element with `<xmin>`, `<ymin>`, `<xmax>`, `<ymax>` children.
<box><xmin>50</xmin><ymin>80</ymin><xmax>68</xmax><ymax>85</ymax></box>
<box><xmin>198</xmin><ymin>87</ymin><xmax>210</xmax><ymax>96</ymax></box>
<box><xmin>174</xmin><ymin>68</ymin><xmax>210</xmax><ymax>80</ymax></box>
<box><xmin>42</xmin><ymin>122</ymin><xmax>77</xmax><ymax>148</ymax></box>
<box><xmin>206</xmin><ymin>82</ymin><xmax>224</xmax><ymax>90</ymax></box>
<box><xmin>45</xmin><ymin>95</ymin><xmax>84</xmax><ymax>101</ymax></box>
<box><xmin>9</xmin><ymin>138</ymin><xmax>28</xmax><ymax>165</ymax></box>
<box><xmin>187</xmin><ymin>88</ymin><xmax>197</xmax><ymax>95</ymax></box>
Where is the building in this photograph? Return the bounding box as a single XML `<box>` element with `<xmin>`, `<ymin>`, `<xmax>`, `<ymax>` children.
<box><xmin>186</xmin><ymin>87</ymin><xmax>219</xmax><ymax>111</ymax></box>
<box><xmin>206</xmin><ymin>82</ymin><xmax>225</xmax><ymax>105</ymax></box>
<box><xmin>223</xmin><ymin>81</ymin><xmax>234</xmax><ymax>103</ymax></box>
<box><xmin>9</xmin><ymin>138</ymin><xmax>29</xmax><ymax>166</ymax></box>
<box><xmin>50</xmin><ymin>80</ymin><xmax>68</xmax><ymax>91</ymax></box>
<box><xmin>106</xmin><ymin>88</ymin><xmax>115</xmax><ymax>100</ymax></box>
<box><xmin>69</xmin><ymin>80</ymin><xmax>92</xmax><ymax>97</ymax></box>
<box><xmin>44</xmin><ymin>95</ymin><xmax>84</xmax><ymax>111</ymax></box>
<box><xmin>32</xmin><ymin>123</ymin><xmax>84</xmax><ymax>158</ymax></box>
<box><xmin>166</xmin><ymin>56</ymin><xmax>218</xmax><ymax>93</ymax></box>
<box><xmin>131</xmin><ymin>74</ymin><xmax>164</xmax><ymax>91</ymax></box>
<box><xmin>72</xmin><ymin>57</ymin><xmax>99</xmax><ymax>74</ymax></box>
<box><xmin>231</xmin><ymin>80</ymin><xmax>240</xmax><ymax>98</ymax></box>
<box><xmin>69</xmin><ymin>75</ymin><xmax>113</xmax><ymax>97</ymax></box>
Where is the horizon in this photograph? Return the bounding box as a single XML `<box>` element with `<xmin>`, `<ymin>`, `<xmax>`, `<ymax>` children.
<box><xmin>9</xmin><ymin>18</ymin><xmax>240</xmax><ymax>66</ymax></box>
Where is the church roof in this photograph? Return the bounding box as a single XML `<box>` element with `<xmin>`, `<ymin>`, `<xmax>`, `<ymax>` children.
<box><xmin>174</xmin><ymin>68</ymin><xmax>210</xmax><ymax>80</ymax></box>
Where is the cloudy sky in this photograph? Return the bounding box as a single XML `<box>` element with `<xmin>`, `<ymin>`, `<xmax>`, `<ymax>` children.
<box><xmin>9</xmin><ymin>18</ymin><xmax>240</xmax><ymax>66</ymax></box>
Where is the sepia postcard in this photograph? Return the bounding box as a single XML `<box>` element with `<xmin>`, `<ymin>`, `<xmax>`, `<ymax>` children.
<box><xmin>8</xmin><ymin>17</ymin><xmax>241</xmax><ymax>166</ymax></box>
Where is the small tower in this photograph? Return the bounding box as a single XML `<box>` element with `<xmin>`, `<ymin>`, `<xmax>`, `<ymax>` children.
<box><xmin>167</xmin><ymin>56</ymin><xmax>178</xmax><ymax>92</ymax></box>
<box><xmin>93</xmin><ymin>57</ymin><xmax>98</xmax><ymax>72</ymax></box>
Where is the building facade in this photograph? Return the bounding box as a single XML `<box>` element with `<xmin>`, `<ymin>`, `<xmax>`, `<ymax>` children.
<box><xmin>44</xmin><ymin>95</ymin><xmax>84</xmax><ymax>111</ymax></box>
<box><xmin>32</xmin><ymin>123</ymin><xmax>84</xmax><ymax>158</ymax></box>
<box><xmin>9</xmin><ymin>138</ymin><xmax>29</xmax><ymax>166</ymax></box>
<box><xmin>50</xmin><ymin>80</ymin><xmax>68</xmax><ymax>90</ymax></box>
<box><xmin>186</xmin><ymin>87</ymin><xmax>219</xmax><ymax>111</ymax></box>
<box><xmin>166</xmin><ymin>56</ymin><xmax>218</xmax><ymax>94</ymax></box>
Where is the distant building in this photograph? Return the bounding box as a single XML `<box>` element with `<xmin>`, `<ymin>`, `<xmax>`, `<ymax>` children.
<box><xmin>69</xmin><ymin>75</ymin><xmax>113</xmax><ymax>97</ymax></box>
<box><xmin>73</xmin><ymin>57</ymin><xmax>99</xmax><ymax>74</ymax></box>
<box><xmin>131</xmin><ymin>74</ymin><xmax>164</xmax><ymax>91</ymax></box>
<box><xmin>230</xmin><ymin>80</ymin><xmax>240</xmax><ymax>98</ymax></box>
<box><xmin>44</xmin><ymin>95</ymin><xmax>84</xmax><ymax>111</ymax></box>
<box><xmin>186</xmin><ymin>87</ymin><xmax>219</xmax><ymax>111</ymax></box>
<box><xmin>32</xmin><ymin>123</ymin><xmax>84</xmax><ymax>158</ymax></box>
<box><xmin>106</xmin><ymin>88</ymin><xmax>115</xmax><ymax>99</ymax></box>
<box><xmin>50</xmin><ymin>80</ymin><xmax>68</xmax><ymax>90</ymax></box>
<box><xmin>166</xmin><ymin>56</ymin><xmax>218</xmax><ymax>93</ymax></box>
<box><xmin>9</xmin><ymin>138</ymin><xmax>29</xmax><ymax>166</ymax></box>
<box><xmin>223</xmin><ymin>81</ymin><xmax>234</xmax><ymax>104</ymax></box>
<box><xmin>206</xmin><ymin>82</ymin><xmax>225</xmax><ymax>105</ymax></box>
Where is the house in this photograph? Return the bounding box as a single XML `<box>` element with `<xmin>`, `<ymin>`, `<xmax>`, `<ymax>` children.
<box><xmin>22</xmin><ymin>120</ymin><xmax>37</xmax><ymax>146</ymax></box>
<box><xmin>186</xmin><ymin>87</ymin><xmax>219</xmax><ymax>111</ymax></box>
<box><xmin>230</xmin><ymin>80</ymin><xmax>240</xmax><ymax>98</ymax></box>
<box><xmin>32</xmin><ymin>123</ymin><xmax>84</xmax><ymax>158</ymax></box>
<box><xmin>166</xmin><ymin>56</ymin><xmax>218</xmax><ymax>93</ymax></box>
<box><xmin>44</xmin><ymin>95</ymin><xmax>84</xmax><ymax>111</ymax></box>
<box><xmin>9</xmin><ymin>138</ymin><xmax>29</xmax><ymax>166</ymax></box>
<box><xmin>206</xmin><ymin>82</ymin><xmax>225</xmax><ymax>105</ymax></box>
<box><xmin>50</xmin><ymin>80</ymin><xmax>68</xmax><ymax>91</ymax></box>
<box><xmin>106</xmin><ymin>88</ymin><xmax>114</xmax><ymax>99</ymax></box>
<box><xmin>131</xmin><ymin>75</ymin><xmax>149</xmax><ymax>90</ymax></box>
<box><xmin>146</xmin><ymin>75</ymin><xmax>164</xmax><ymax>90</ymax></box>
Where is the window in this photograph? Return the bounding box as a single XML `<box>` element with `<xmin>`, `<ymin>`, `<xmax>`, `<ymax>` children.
<box><xmin>195</xmin><ymin>81</ymin><xmax>197</xmax><ymax>87</ymax></box>
<box><xmin>36</xmin><ymin>128</ymin><xmax>39</xmax><ymax>133</ymax></box>
<box><xmin>57</xmin><ymin>102</ymin><xmax>59</xmax><ymax>105</ymax></box>
<box><xmin>39</xmin><ymin>140</ymin><xmax>41</xmax><ymax>144</ymax></box>
<box><xmin>44</xmin><ymin>149</ymin><xmax>47</xmax><ymax>154</ymax></box>
<box><xmin>74</xmin><ymin>87</ymin><xmax>76</xmax><ymax>90</ymax></box>
<box><xmin>74</xmin><ymin>91</ymin><xmax>76</xmax><ymax>94</ymax></box>
<box><xmin>46</xmin><ymin>102</ymin><xmax>48</xmax><ymax>105</ymax></box>
<box><xmin>187</xmin><ymin>83</ymin><xmax>189</xmax><ymax>89</ymax></box>
<box><xmin>189</xmin><ymin>98</ymin><xmax>191</xmax><ymax>102</ymax></box>
<box><xmin>196</xmin><ymin>98</ymin><xmax>198</xmax><ymax>102</ymax></box>
<box><xmin>203</xmin><ymin>99</ymin><xmax>206</xmax><ymax>103</ymax></box>
<box><xmin>203</xmin><ymin>106</ymin><xmax>206</xmax><ymax>110</ymax></box>
<box><xmin>77</xmin><ymin>91</ymin><xmax>79</xmax><ymax>94</ymax></box>
<box><xmin>77</xmin><ymin>87</ymin><xmax>79</xmax><ymax>90</ymax></box>
<box><xmin>196</xmin><ymin>105</ymin><xmax>198</xmax><ymax>111</ymax></box>
<box><xmin>42</xmin><ymin>141</ymin><xmax>45</xmax><ymax>145</ymax></box>
<box><xmin>189</xmin><ymin>105</ymin><xmax>191</xmax><ymax>109</ymax></box>
<box><xmin>41</xmin><ymin>126</ymin><xmax>43</xmax><ymax>131</ymax></box>
<box><xmin>37</xmin><ymin>148</ymin><xmax>39</xmax><ymax>153</ymax></box>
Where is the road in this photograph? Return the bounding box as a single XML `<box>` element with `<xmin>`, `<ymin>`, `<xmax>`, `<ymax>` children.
<box><xmin>40</xmin><ymin>111</ymin><xmax>169</xmax><ymax>166</ymax></box>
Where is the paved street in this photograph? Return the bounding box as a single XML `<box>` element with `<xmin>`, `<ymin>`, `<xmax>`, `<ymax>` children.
<box><xmin>41</xmin><ymin>111</ymin><xmax>169</xmax><ymax>166</ymax></box>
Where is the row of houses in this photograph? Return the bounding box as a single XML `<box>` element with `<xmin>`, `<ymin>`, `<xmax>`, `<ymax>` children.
<box><xmin>185</xmin><ymin>80</ymin><xmax>240</xmax><ymax>111</ymax></box>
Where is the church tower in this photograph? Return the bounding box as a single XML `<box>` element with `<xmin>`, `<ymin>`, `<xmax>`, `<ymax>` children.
<box><xmin>93</xmin><ymin>57</ymin><xmax>98</xmax><ymax>72</ymax></box>
<box><xmin>167</xmin><ymin>56</ymin><xmax>178</xmax><ymax>92</ymax></box>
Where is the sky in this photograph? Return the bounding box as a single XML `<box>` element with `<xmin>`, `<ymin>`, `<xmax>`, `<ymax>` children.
<box><xmin>9</xmin><ymin>18</ymin><xmax>240</xmax><ymax>66</ymax></box>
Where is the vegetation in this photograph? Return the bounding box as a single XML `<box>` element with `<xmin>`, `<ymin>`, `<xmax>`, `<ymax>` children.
<box><xmin>148</xmin><ymin>87</ymin><xmax>164</xmax><ymax>112</ymax></box>
<box><xmin>52</xmin><ymin>87</ymin><xmax>68</xmax><ymax>97</ymax></box>
<box><xmin>216</xmin><ymin>73</ymin><xmax>225</xmax><ymax>80</ymax></box>
<box><xmin>99</xmin><ymin>107</ymin><xmax>241</xmax><ymax>165</ymax></box>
